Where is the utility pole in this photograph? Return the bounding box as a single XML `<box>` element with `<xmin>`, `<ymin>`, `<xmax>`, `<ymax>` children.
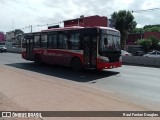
<box><xmin>12</xmin><ymin>19</ymin><xmax>14</xmax><ymax>31</ymax></box>
<box><xmin>30</xmin><ymin>25</ymin><xmax>32</xmax><ymax>33</ymax></box>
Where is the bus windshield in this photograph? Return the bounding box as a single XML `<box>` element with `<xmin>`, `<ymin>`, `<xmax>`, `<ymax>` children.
<box><xmin>100</xmin><ymin>34</ymin><xmax>121</xmax><ymax>52</ymax></box>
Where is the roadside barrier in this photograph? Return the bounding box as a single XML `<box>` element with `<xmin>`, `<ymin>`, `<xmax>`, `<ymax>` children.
<box><xmin>7</xmin><ymin>48</ymin><xmax>22</xmax><ymax>53</ymax></box>
<box><xmin>122</xmin><ymin>56</ymin><xmax>160</xmax><ymax>67</ymax></box>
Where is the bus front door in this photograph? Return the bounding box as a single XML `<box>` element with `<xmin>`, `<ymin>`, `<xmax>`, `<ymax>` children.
<box><xmin>83</xmin><ymin>36</ymin><xmax>97</xmax><ymax>68</ymax></box>
<box><xmin>26</xmin><ymin>37</ymin><xmax>34</xmax><ymax>60</ymax></box>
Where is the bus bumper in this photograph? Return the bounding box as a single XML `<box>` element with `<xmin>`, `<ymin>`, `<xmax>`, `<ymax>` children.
<box><xmin>97</xmin><ymin>62</ymin><xmax>122</xmax><ymax>70</ymax></box>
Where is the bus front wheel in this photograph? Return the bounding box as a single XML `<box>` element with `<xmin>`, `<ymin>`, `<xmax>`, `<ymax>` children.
<box><xmin>71</xmin><ymin>58</ymin><xmax>82</xmax><ymax>72</ymax></box>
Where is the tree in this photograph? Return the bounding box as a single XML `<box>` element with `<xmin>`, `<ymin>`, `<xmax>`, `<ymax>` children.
<box><xmin>14</xmin><ymin>29</ymin><xmax>24</xmax><ymax>35</ymax></box>
<box><xmin>132</xmin><ymin>28</ymin><xmax>144</xmax><ymax>34</ymax></box>
<box><xmin>147</xmin><ymin>36</ymin><xmax>160</xmax><ymax>50</ymax></box>
<box><xmin>111</xmin><ymin>10</ymin><xmax>137</xmax><ymax>48</ymax></box>
<box><xmin>144</xmin><ymin>27</ymin><xmax>160</xmax><ymax>32</ymax></box>
<box><xmin>143</xmin><ymin>24</ymin><xmax>160</xmax><ymax>29</ymax></box>
<box><xmin>136</xmin><ymin>36</ymin><xmax>160</xmax><ymax>52</ymax></box>
<box><xmin>133</xmin><ymin>24</ymin><xmax>160</xmax><ymax>33</ymax></box>
<box><xmin>136</xmin><ymin>39</ymin><xmax>152</xmax><ymax>52</ymax></box>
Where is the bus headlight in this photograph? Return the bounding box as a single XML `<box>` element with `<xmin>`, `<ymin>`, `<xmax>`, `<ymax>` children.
<box><xmin>98</xmin><ymin>56</ymin><xmax>109</xmax><ymax>63</ymax></box>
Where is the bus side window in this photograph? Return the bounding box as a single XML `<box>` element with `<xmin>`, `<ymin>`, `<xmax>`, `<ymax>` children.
<box><xmin>74</xmin><ymin>33</ymin><xmax>80</xmax><ymax>50</ymax></box>
<box><xmin>52</xmin><ymin>34</ymin><xmax>57</xmax><ymax>49</ymax></box>
<box><xmin>68</xmin><ymin>33</ymin><xmax>80</xmax><ymax>50</ymax></box>
<box><xmin>57</xmin><ymin>33</ymin><xmax>63</xmax><ymax>49</ymax></box>
<box><xmin>57</xmin><ymin>32</ymin><xmax>67</xmax><ymax>49</ymax></box>
<box><xmin>48</xmin><ymin>34</ymin><xmax>53</xmax><ymax>49</ymax></box>
<box><xmin>34</xmin><ymin>35</ymin><xmax>40</xmax><ymax>48</ymax></box>
<box><xmin>63</xmin><ymin>34</ymin><xmax>68</xmax><ymax>49</ymax></box>
<box><xmin>67</xmin><ymin>33</ymin><xmax>72</xmax><ymax>49</ymax></box>
<box><xmin>41</xmin><ymin>34</ymin><xmax>47</xmax><ymax>48</ymax></box>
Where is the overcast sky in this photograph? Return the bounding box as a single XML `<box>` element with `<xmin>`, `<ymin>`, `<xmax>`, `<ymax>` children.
<box><xmin>0</xmin><ymin>0</ymin><xmax>160</xmax><ymax>33</ymax></box>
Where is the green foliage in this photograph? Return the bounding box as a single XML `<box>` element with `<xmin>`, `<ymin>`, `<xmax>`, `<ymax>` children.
<box><xmin>132</xmin><ymin>28</ymin><xmax>144</xmax><ymax>33</ymax></box>
<box><xmin>143</xmin><ymin>24</ymin><xmax>160</xmax><ymax>29</ymax></box>
<box><xmin>111</xmin><ymin>10</ymin><xmax>137</xmax><ymax>32</ymax></box>
<box><xmin>136</xmin><ymin>36</ymin><xmax>160</xmax><ymax>51</ymax></box>
<box><xmin>144</xmin><ymin>27</ymin><xmax>160</xmax><ymax>32</ymax></box>
<box><xmin>136</xmin><ymin>39</ymin><xmax>152</xmax><ymax>47</ymax></box>
<box><xmin>15</xmin><ymin>29</ymin><xmax>24</xmax><ymax>34</ymax></box>
<box><xmin>136</xmin><ymin>39</ymin><xmax>152</xmax><ymax>52</ymax></box>
<box><xmin>133</xmin><ymin>24</ymin><xmax>160</xmax><ymax>33</ymax></box>
<box><xmin>147</xmin><ymin>36</ymin><xmax>160</xmax><ymax>49</ymax></box>
<box><xmin>111</xmin><ymin>10</ymin><xmax>137</xmax><ymax>48</ymax></box>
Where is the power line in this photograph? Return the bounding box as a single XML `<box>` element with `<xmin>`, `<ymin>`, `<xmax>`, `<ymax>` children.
<box><xmin>20</xmin><ymin>21</ymin><xmax>62</xmax><ymax>32</ymax></box>
<box><xmin>132</xmin><ymin>7</ymin><xmax>160</xmax><ymax>13</ymax></box>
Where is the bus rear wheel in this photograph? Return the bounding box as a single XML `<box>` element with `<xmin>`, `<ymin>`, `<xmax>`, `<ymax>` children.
<box><xmin>71</xmin><ymin>58</ymin><xmax>82</xmax><ymax>72</ymax></box>
<box><xmin>34</xmin><ymin>54</ymin><xmax>42</xmax><ymax>65</ymax></box>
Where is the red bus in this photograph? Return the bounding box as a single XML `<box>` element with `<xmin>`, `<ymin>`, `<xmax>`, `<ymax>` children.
<box><xmin>22</xmin><ymin>26</ymin><xmax>122</xmax><ymax>71</ymax></box>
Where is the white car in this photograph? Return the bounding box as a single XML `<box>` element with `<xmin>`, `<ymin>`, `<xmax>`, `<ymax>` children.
<box><xmin>143</xmin><ymin>51</ymin><xmax>160</xmax><ymax>58</ymax></box>
<box><xmin>121</xmin><ymin>50</ymin><xmax>132</xmax><ymax>56</ymax></box>
<box><xmin>0</xmin><ymin>45</ymin><xmax>7</xmax><ymax>53</ymax></box>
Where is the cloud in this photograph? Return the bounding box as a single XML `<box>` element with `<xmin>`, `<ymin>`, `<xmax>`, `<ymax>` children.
<box><xmin>130</xmin><ymin>0</ymin><xmax>160</xmax><ymax>27</ymax></box>
<box><xmin>0</xmin><ymin>0</ymin><xmax>160</xmax><ymax>32</ymax></box>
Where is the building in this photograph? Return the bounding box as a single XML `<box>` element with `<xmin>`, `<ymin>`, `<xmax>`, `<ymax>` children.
<box><xmin>126</xmin><ymin>33</ymin><xmax>142</xmax><ymax>45</ymax></box>
<box><xmin>126</xmin><ymin>32</ymin><xmax>160</xmax><ymax>53</ymax></box>
<box><xmin>127</xmin><ymin>32</ymin><xmax>160</xmax><ymax>45</ymax></box>
<box><xmin>64</xmin><ymin>15</ymin><xmax>108</xmax><ymax>27</ymax></box>
<box><xmin>6</xmin><ymin>31</ymin><xmax>15</xmax><ymax>42</ymax></box>
<box><xmin>0</xmin><ymin>32</ymin><xmax>5</xmax><ymax>42</ymax></box>
<box><xmin>143</xmin><ymin>32</ymin><xmax>160</xmax><ymax>39</ymax></box>
<box><xmin>5</xmin><ymin>29</ymin><xmax>24</xmax><ymax>48</ymax></box>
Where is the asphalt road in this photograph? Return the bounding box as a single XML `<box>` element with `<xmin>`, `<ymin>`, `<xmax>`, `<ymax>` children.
<box><xmin>0</xmin><ymin>53</ymin><xmax>160</xmax><ymax>110</ymax></box>
<box><xmin>85</xmin><ymin>65</ymin><xmax>160</xmax><ymax>110</ymax></box>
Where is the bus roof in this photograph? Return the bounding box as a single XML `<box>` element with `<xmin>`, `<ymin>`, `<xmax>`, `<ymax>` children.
<box><xmin>41</xmin><ymin>26</ymin><xmax>84</xmax><ymax>32</ymax></box>
<box><xmin>41</xmin><ymin>26</ymin><xmax>119</xmax><ymax>33</ymax></box>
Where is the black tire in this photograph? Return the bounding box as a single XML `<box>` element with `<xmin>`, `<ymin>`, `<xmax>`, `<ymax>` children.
<box><xmin>71</xmin><ymin>58</ymin><xmax>82</xmax><ymax>71</ymax></box>
<box><xmin>34</xmin><ymin>54</ymin><xmax>42</xmax><ymax>65</ymax></box>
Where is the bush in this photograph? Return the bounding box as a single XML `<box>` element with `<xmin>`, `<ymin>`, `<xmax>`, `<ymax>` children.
<box><xmin>147</xmin><ymin>36</ymin><xmax>160</xmax><ymax>50</ymax></box>
<box><xmin>136</xmin><ymin>39</ymin><xmax>152</xmax><ymax>52</ymax></box>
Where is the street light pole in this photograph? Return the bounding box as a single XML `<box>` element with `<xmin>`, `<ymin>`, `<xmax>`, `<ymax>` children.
<box><xmin>30</xmin><ymin>25</ymin><xmax>32</xmax><ymax>33</ymax></box>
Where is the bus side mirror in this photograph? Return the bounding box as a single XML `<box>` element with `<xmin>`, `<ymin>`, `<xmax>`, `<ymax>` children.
<box><xmin>104</xmin><ymin>38</ymin><xmax>108</xmax><ymax>45</ymax></box>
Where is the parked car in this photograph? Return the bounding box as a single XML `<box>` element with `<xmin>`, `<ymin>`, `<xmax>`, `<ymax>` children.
<box><xmin>133</xmin><ymin>51</ymin><xmax>145</xmax><ymax>56</ymax></box>
<box><xmin>143</xmin><ymin>50</ymin><xmax>160</xmax><ymax>58</ymax></box>
<box><xmin>0</xmin><ymin>45</ymin><xmax>7</xmax><ymax>53</ymax></box>
<box><xmin>147</xmin><ymin>50</ymin><xmax>157</xmax><ymax>54</ymax></box>
<box><xmin>121</xmin><ymin>50</ymin><xmax>132</xmax><ymax>56</ymax></box>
